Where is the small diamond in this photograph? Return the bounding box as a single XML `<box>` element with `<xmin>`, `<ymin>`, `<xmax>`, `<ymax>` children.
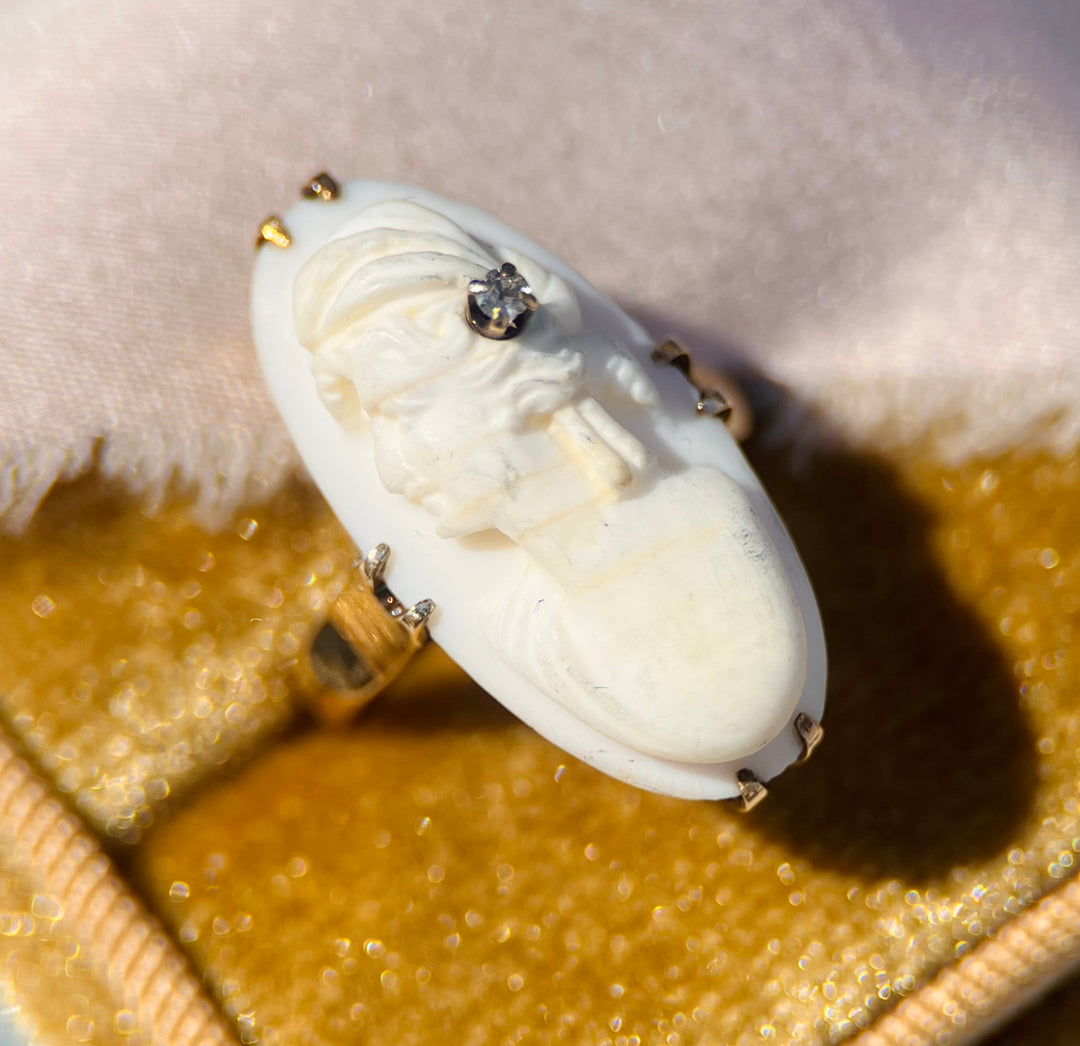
<box><xmin>472</xmin><ymin>264</ymin><xmax>531</xmax><ymax>324</ymax></box>
<box><xmin>466</xmin><ymin>262</ymin><xmax>539</xmax><ymax>339</ymax></box>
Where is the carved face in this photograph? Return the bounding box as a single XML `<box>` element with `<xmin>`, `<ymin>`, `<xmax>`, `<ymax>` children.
<box><xmin>293</xmin><ymin>201</ymin><xmax>644</xmax><ymax>540</ymax></box>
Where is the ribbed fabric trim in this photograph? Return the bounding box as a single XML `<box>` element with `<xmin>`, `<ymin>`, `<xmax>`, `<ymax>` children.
<box><xmin>852</xmin><ymin>877</ymin><xmax>1080</xmax><ymax>1046</ymax></box>
<box><xmin>0</xmin><ymin>732</ymin><xmax>238</xmax><ymax>1046</ymax></box>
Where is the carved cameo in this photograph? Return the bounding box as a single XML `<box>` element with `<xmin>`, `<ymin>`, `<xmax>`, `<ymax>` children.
<box><xmin>252</xmin><ymin>180</ymin><xmax>826</xmax><ymax>799</ymax></box>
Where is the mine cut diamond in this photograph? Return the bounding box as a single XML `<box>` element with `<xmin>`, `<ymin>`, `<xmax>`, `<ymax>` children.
<box><xmin>472</xmin><ymin>264</ymin><xmax>532</xmax><ymax>324</ymax></box>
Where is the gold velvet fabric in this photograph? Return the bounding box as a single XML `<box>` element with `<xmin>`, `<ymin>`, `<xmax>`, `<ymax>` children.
<box><xmin>0</xmin><ymin>438</ymin><xmax>1076</xmax><ymax>1044</ymax></box>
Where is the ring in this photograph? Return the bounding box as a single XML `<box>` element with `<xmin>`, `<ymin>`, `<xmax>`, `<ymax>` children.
<box><xmin>251</xmin><ymin>174</ymin><xmax>826</xmax><ymax>805</ymax></box>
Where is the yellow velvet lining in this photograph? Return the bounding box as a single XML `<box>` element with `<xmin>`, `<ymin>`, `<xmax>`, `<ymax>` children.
<box><xmin>0</xmin><ymin>442</ymin><xmax>1076</xmax><ymax>1044</ymax></box>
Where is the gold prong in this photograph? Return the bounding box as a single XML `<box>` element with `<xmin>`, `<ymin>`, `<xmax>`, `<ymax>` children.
<box><xmin>650</xmin><ymin>338</ymin><xmax>692</xmax><ymax>377</ymax></box>
<box><xmin>651</xmin><ymin>339</ymin><xmax>747</xmax><ymax>432</ymax></box>
<box><xmin>402</xmin><ymin>599</ymin><xmax>436</xmax><ymax>632</ymax></box>
<box><xmin>302</xmin><ymin>171</ymin><xmax>341</xmax><ymax>202</ymax></box>
<box><xmin>696</xmin><ymin>390</ymin><xmax>733</xmax><ymax>421</ymax></box>
<box><xmin>256</xmin><ymin>215</ymin><xmax>292</xmax><ymax>249</ymax></box>
<box><xmin>794</xmin><ymin>713</ymin><xmax>824</xmax><ymax>762</ymax></box>
<box><xmin>733</xmin><ymin>768</ymin><xmax>768</xmax><ymax>812</ymax></box>
<box><xmin>359</xmin><ymin>543</ymin><xmax>391</xmax><ymax>588</ymax></box>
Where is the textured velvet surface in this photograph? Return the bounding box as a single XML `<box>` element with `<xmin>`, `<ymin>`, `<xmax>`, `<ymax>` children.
<box><xmin>0</xmin><ymin>442</ymin><xmax>1078</xmax><ymax>1044</ymax></box>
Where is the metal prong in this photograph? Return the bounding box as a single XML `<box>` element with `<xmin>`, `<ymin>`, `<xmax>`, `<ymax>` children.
<box><xmin>794</xmin><ymin>713</ymin><xmax>824</xmax><ymax>762</ymax></box>
<box><xmin>360</xmin><ymin>543</ymin><xmax>391</xmax><ymax>587</ymax></box>
<box><xmin>302</xmin><ymin>172</ymin><xmax>340</xmax><ymax>202</ymax></box>
<box><xmin>520</xmin><ymin>290</ymin><xmax>540</xmax><ymax>312</ymax></box>
<box><xmin>652</xmin><ymin>339</ymin><xmax>744</xmax><ymax>431</ymax></box>
<box><xmin>696</xmin><ymin>390</ymin><xmax>733</xmax><ymax>421</ymax></box>
<box><xmin>650</xmin><ymin>338</ymin><xmax>692</xmax><ymax>377</ymax></box>
<box><xmin>401</xmin><ymin>599</ymin><xmax>436</xmax><ymax>631</ymax></box>
<box><xmin>465</xmin><ymin>301</ymin><xmax>512</xmax><ymax>339</ymax></box>
<box><xmin>256</xmin><ymin>215</ymin><xmax>292</xmax><ymax>249</ymax></box>
<box><xmin>733</xmin><ymin>768</ymin><xmax>768</xmax><ymax>812</ymax></box>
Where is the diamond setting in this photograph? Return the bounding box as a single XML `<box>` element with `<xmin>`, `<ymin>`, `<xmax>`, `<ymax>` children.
<box><xmin>466</xmin><ymin>262</ymin><xmax>538</xmax><ymax>339</ymax></box>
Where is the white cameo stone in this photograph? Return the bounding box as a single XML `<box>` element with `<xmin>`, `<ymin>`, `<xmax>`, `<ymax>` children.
<box><xmin>251</xmin><ymin>180</ymin><xmax>826</xmax><ymax>799</ymax></box>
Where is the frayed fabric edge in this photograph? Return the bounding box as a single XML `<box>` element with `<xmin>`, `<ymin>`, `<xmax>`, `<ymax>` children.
<box><xmin>2</xmin><ymin>370</ymin><xmax>1078</xmax><ymax>536</ymax></box>
<box><xmin>0</xmin><ymin>436</ymin><xmax>98</xmax><ymax>536</ymax></box>
<box><xmin>759</xmin><ymin>368</ymin><xmax>1080</xmax><ymax>468</ymax></box>
<box><xmin>0</xmin><ymin>425</ymin><xmax>302</xmax><ymax>538</ymax></box>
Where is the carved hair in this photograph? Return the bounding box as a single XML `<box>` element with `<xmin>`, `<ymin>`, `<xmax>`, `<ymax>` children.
<box><xmin>293</xmin><ymin>200</ymin><xmax>652</xmax><ymax>540</ymax></box>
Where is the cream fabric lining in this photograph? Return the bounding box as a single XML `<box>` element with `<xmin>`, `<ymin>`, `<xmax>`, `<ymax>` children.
<box><xmin>1</xmin><ymin>0</ymin><xmax>1078</xmax><ymax>533</ymax></box>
